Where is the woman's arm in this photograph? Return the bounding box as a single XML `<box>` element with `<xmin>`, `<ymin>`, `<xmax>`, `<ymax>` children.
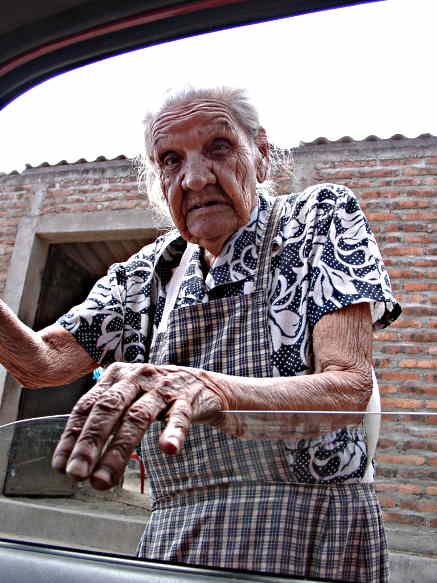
<box><xmin>0</xmin><ymin>299</ymin><xmax>97</xmax><ymax>387</ymax></box>
<box><xmin>53</xmin><ymin>302</ymin><xmax>372</xmax><ymax>489</ymax></box>
<box><xmin>211</xmin><ymin>301</ymin><xmax>373</xmax><ymax>438</ymax></box>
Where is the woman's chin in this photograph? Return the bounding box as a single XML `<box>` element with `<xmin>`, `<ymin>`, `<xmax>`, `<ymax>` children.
<box><xmin>186</xmin><ymin>213</ymin><xmax>239</xmax><ymax>247</ymax></box>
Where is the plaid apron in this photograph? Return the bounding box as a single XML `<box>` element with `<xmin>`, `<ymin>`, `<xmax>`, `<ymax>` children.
<box><xmin>138</xmin><ymin>198</ymin><xmax>388</xmax><ymax>582</ymax></box>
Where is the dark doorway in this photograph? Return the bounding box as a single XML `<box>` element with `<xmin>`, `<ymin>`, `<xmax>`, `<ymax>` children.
<box><xmin>4</xmin><ymin>238</ymin><xmax>147</xmax><ymax>495</ymax></box>
<box><xmin>18</xmin><ymin>244</ymin><xmax>97</xmax><ymax>421</ymax></box>
<box><xmin>17</xmin><ymin>237</ymin><xmax>148</xmax><ymax>420</ymax></box>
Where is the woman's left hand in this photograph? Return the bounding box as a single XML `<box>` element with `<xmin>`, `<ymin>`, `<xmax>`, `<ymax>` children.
<box><xmin>52</xmin><ymin>362</ymin><xmax>237</xmax><ymax>490</ymax></box>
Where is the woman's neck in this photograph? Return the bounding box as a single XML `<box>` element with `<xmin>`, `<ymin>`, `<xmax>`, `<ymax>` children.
<box><xmin>200</xmin><ymin>248</ymin><xmax>216</xmax><ymax>276</ymax></box>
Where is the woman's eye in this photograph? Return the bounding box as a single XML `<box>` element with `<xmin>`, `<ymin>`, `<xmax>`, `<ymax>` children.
<box><xmin>210</xmin><ymin>139</ymin><xmax>231</xmax><ymax>154</ymax></box>
<box><xmin>162</xmin><ymin>153</ymin><xmax>180</xmax><ymax>167</ymax></box>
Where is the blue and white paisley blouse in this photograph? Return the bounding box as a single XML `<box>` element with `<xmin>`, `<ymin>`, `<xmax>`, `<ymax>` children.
<box><xmin>58</xmin><ymin>183</ymin><xmax>401</xmax><ymax>483</ymax></box>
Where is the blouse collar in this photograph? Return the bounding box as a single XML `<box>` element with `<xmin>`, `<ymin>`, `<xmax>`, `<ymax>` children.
<box><xmin>155</xmin><ymin>193</ymin><xmax>273</xmax><ymax>291</ymax></box>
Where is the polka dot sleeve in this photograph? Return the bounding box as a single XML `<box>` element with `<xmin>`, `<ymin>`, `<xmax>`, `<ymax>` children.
<box><xmin>56</xmin><ymin>265</ymin><xmax>128</xmax><ymax>365</ymax></box>
<box><xmin>305</xmin><ymin>184</ymin><xmax>401</xmax><ymax>329</ymax></box>
<box><xmin>57</xmin><ymin>239</ymin><xmax>161</xmax><ymax>365</ymax></box>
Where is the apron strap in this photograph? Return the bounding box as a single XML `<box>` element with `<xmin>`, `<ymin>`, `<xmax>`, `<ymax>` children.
<box><xmin>255</xmin><ymin>195</ymin><xmax>287</xmax><ymax>292</ymax></box>
<box><xmin>157</xmin><ymin>242</ymin><xmax>194</xmax><ymax>334</ymax></box>
<box><xmin>362</xmin><ymin>367</ymin><xmax>381</xmax><ymax>482</ymax></box>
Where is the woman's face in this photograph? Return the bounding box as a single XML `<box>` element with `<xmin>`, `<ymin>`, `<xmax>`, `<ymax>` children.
<box><xmin>150</xmin><ymin>99</ymin><xmax>268</xmax><ymax>254</ymax></box>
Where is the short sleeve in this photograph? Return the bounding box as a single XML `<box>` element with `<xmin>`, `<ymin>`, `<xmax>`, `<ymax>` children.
<box><xmin>305</xmin><ymin>184</ymin><xmax>401</xmax><ymax>329</ymax></box>
<box><xmin>57</xmin><ymin>239</ymin><xmax>161</xmax><ymax>365</ymax></box>
<box><xmin>57</xmin><ymin>265</ymin><xmax>128</xmax><ymax>365</ymax></box>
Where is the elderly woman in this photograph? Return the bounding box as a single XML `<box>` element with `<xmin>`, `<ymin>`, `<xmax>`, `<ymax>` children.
<box><xmin>0</xmin><ymin>87</ymin><xmax>400</xmax><ymax>582</ymax></box>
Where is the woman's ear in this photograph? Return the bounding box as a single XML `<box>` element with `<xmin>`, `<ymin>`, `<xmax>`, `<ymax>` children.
<box><xmin>254</xmin><ymin>128</ymin><xmax>270</xmax><ymax>183</ymax></box>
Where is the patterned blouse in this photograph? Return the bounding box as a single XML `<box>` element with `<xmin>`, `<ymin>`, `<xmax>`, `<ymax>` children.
<box><xmin>59</xmin><ymin>183</ymin><xmax>400</xmax><ymax>374</ymax></box>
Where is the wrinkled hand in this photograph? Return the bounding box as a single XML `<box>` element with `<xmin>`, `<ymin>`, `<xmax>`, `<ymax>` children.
<box><xmin>52</xmin><ymin>363</ymin><xmax>237</xmax><ymax>490</ymax></box>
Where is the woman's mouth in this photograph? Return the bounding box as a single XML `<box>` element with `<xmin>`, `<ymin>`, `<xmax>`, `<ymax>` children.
<box><xmin>189</xmin><ymin>200</ymin><xmax>221</xmax><ymax>211</ymax></box>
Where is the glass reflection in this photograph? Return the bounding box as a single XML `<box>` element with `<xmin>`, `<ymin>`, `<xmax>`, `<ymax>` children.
<box><xmin>0</xmin><ymin>412</ymin><xmax>436</xmax><ymax>577</ymax></box>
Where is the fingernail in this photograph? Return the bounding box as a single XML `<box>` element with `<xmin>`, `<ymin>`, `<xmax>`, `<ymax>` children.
<box><xmin>92</xmin><ymin>467</ymin><xmax>113</xmax><ymax>490</ymax></box>
<box><xmin>52</xmin><ymin>454</ymin><xmax>67</xmax><ymax>472</ymax></box>
<box><xmin>66</xmin><ymin>457</ymin><xmax>89</xmax><ymax>479</ymax></box>
<box><xmin>165</xmin><ymin>436</ymin><xmax>180</xmax><ymax>454</ymax></box>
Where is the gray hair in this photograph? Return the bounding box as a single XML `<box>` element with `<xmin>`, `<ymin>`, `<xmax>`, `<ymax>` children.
<box><xmin>137</xmin><ymin>86</ymin><xmax>291</xmax><ymax>214</ymax></box>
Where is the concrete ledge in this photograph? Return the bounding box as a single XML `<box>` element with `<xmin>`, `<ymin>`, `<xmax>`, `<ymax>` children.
<box><xmin>389</xmin><ymin>552</ymin><xmax>437</xmax><ymax>583</ymax></box>
<box><xmin>386</xmin><ymin>524</ymin><xmax>437</xmax><ymax>557</ymax></box>
<box><xmin>0</xmin><ymin>495</ymin><xmax>147</xmax><ymax>555</ymax></box>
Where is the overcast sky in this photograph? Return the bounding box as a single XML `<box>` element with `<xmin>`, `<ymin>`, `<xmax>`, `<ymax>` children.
<box><xmin>0</xmin><ymin>0</ymin><xmax>435</xmax><ymax>173</ymax></box>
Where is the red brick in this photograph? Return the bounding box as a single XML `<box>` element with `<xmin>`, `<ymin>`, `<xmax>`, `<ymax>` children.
<box><xmin>391</xmin><ymin>319</ymin><xmax>423</xmax><ymax>329</ymax></box>
<box><xmin>379</xmin><ymin>372</ymin><xmax>420</xmax><ymax>382</ymax></box>
<box><xmin>403</xmin><ymin>439</ymin><xmax>437</xmax><ymax>453</ymax></box>
<box><xmin>426</xmin><ymin>486</ymin><xmax>437</xmax><ymax>496</ymax></box>
<box><xmin>398</xmin><ymin>483</ymin><xmax>425</xmax><ymax>495</ymax></box>
<box><xmin>384</xmin><ymin>247</ymin><xmax>424</xmax><ymax>256</ymax></box>
<box><xmin>375</xmin><ymin>332</ymin><xmax>397</xmax><ymax>341</ymax></box>
<box><xmin>414</xmin><ymin>259</ymin><xmax>437</xmax><ymax>267</ymax></box>
<box><xmin>337</xmin><ymin>160</ymin><xmax>377</xmax><ymax>168</ymax></box>
<box><xmin>358</xmin><ymin>169</ymin><xmax>396</xmax><ymax>178</ymax></box>
<box><xmin>380</xmin><ymin>158</ymin><xmax>424</xmax><ymax>166</ymax></box>
<box><xmin>381</xmin><ymin>397</ymin><xmax>423</xmax><ymax>409</ymax></box>
<box><xmin>424</xmin><ymin>373</ymin><xmax>437</xmax><ymax>383</ymax></box>
<box><xmin>378</xmin><ymin>454</ymin><xmax>426</xmax><ymax>465</ymax></box>
<box><xmin>379</xmin><ymin>384</ymin><xmax>398</xmax><ymax>394</ymax></box>
<box><xmin>383</xmin><ymin>512</ymin><xmax>425</xmax><ymax>526</ymax></box>
<box><xmin>378</xmin><ymin>495</ymin><xmax>397</xmax><ymax>509</ymax></box>
<box><xmin>392</xmin><ymin>336</ymin><xmax>437</xmax><ymax>342</ymax></box>
<box><xmin>375</xmin><ymin>482</ymin><xmax>399</xmax><ymax>493</ymax></box>
<box><xmin>400</xmin><ymin>360</ymin><xmax>437</xmax><ymax>369</ymax></box>
<box><xmin>401</xmin><ymin>499</ymin><xmax>437</xmax><ymax>513</ymax></box>
<box><xmin>404</xmin><ymin>234</ymin><xmax>435</xmax><ymax>244</ymax></box>
<box><xmin>359</xmin><ymin>190</ymin><xmax>385</xmax><ymax>199</ymax></box>
<box><xmin>367</xmin><ymin>212</ymin><xmax>398</xmax><ymax>222</ymax></box>
<box><xmin>397</xmin><ymin>200</ymin><xmax>430</xmax><ymax>209</ymax></box>
<box><xmin>403</xmin><ymin>167</ymin><xmax>437</xmax><ymax>176</ymax></box>
<box><xmin>388</xmin><ymin>269</ymin><xmax>424</xmax><ymax>279</ymax></box>
<box><xmin>400</xmin><ymin>212</ymin><xmax>437</xmax><ymax>221</ymax></box>
<box><xmin>386</xmin><ymin>178</ymin><xmax>423</xmax><ymax>187</ymax></box>
<box><xmin>379</xmin><ymin>345</ymin><xmax>422</xmax><ymax>355</ymax></box>
<box><xmin>398</xmin><ymin>467</ymin><xmax>437</xmax><ymax>480</ymax></box>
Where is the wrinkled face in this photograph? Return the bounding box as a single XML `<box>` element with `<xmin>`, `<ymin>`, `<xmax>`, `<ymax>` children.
<box><xmin>150</xmin><ymin>99</ymin><xmax>268</xmax><ymax>250</ymax></box>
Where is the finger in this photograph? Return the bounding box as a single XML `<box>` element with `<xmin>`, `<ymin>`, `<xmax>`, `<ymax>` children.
<box><xmin>90</xmin><ymin>389</ymin><xmax>168</xmax><ymax>490</ymax></box>
<box><xmin>63</xmin><ymin>379</ymin><xmax>143</xmax><ymax>481</ymax></box>
<box><xmin>52</xmin><ymin>383</ymin><xmax>109</xmax><ymax>474</ymax></box>
<box><xmin>159</xmin><ymin>398</ymin><xmax>193</xmax><ymax>455</ymax></box>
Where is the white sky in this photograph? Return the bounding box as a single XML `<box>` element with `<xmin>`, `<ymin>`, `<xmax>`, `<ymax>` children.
<box><xmin>0</xmin><ymin>0</ymin><xmax>435</xmax><ymax>174</ymax></box>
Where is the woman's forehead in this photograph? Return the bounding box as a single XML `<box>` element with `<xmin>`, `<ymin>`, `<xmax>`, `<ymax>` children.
<box><xmin>151</xmin><ymin>100</ymin><xmax>241</xmax><ymax>148</ymax></box>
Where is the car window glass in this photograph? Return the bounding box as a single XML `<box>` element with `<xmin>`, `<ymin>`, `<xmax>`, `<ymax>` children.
<box><xmin>0</xmin><ymin>1</ymin><xmax>436</xmax><ymax>581</ymax></box>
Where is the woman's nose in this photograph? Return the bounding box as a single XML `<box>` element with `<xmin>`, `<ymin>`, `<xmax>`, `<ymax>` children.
<box><xmin>181</xmin><ymin>156</ymin><xmax>215</xmax><ymax>191</ymax></box>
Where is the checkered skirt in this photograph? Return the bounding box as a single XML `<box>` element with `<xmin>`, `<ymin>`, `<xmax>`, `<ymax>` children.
<box><xmin>138</xmin><ymin>197</ymin><xmax>388</xmax><ymax>582</ymax></box>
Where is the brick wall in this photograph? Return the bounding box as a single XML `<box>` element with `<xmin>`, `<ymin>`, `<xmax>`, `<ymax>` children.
<box><xmin>1</xmin><ymin>135</ymin><xmax>437</xmax><ymax>551</ymax></box>
<box><xmin>0</xmin><ymin>182</ymin><xmax>33</xmax><ymax>293</ymax></box>
<box><xmin>0</xmin><ymin>158</ymin><xmax>149</xmax><ymax>294</ymax></box>
<box><xmin>287</xmin><ymin>135</ymin><xmax>437</xmax><ymax>550</ymax></box>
